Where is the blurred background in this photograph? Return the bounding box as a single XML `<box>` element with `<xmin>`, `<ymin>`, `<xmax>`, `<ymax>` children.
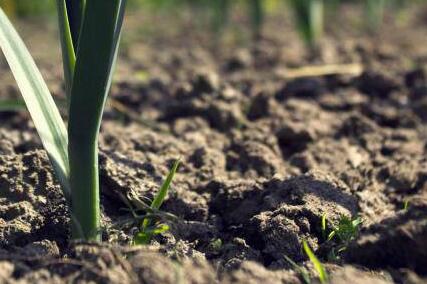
<box><xmin>1</xmin><ymin>0</ymin><xmax>427</xmax><ymax>108</ymax></box>
<box><xmin>1</xmin><ymin>0</ymin><xmax>426</xmax><ymax>52</ymax></box>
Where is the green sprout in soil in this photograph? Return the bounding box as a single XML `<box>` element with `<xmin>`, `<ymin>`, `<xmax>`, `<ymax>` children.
<box><xmin>322</xmin><ymin>215</ymin><xmax>362</xmax><ymax>259</ymax></box>
<box><xmin>0</xmin><ymin>0</ymin><xmax>127</xmax><ymax>241</ymax></box>
<box><xmin>289</xmin><ymin>0</ymin><xmax>324</xmax><ymax>51</ymax></box>
<box><xmin>403</xmin><ymin>199</ymin><xmax>410</xmax><ymax>211</ymax></box>
<box><xmin>112</xmin><ymin>160</ymin><xmax>179</xmax><ymax>244</ymax></box>
<box><xmin>303</xmin><ymin>240</ymin><xmax>329</xmax><ymax>284</ymax></box>
<box><xmin>327</xmin><ymin>216</ymin><xmax>362</xmax><ymax>244</ymax></box>
<box><xmin>133</xmin><ymin>159</ymin><xmax>180</xmax><ymax>245</ymax></box>
<box><xmin>321</xmin><ymin>213</ymin><xmax>327</xmax><ymax>240</ymax></box>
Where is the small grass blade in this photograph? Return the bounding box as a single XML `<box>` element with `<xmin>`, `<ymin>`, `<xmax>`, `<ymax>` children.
<box><xmin>0</xmin><ymin>7</ymin><xmax>70</xmax><ymax>197</ymax></box>
<box><xmin>151</xmin><ymin>159</ymin><xmax>180</xmax><ymax>210</ymax></box>
<box><xmin>142</xmin><ymin>159</ymin><xmax>180</xmax><ymax>229</ymax></box>
<box><xmin>403</xmin><ymin>199</ymin><xmax>409</xmax><ymax>211</ymax></box>
<box><xmin>132</xmin><ymin>159</ymin><xmax>180</xmax><ymax>245</ymax></box>
<box><xmin>134</xmin><ymin>223</ymin><xmax>169</xmax><ymax>245</ymax></box>
<box><xmin>321</xmin><ymin>213</ymin><xmax>327</xmax><ymax>240</ymax></box>
<box><xmin>303</xmin><ymin>240</ymin><xmax>328</xmax><ymax>284</ymax></box>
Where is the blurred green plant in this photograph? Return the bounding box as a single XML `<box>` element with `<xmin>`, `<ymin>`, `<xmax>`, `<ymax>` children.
<box><xmin>364</xmin><ymin>0</ymin><xmax>385</xmax><ymax>32</ymax></box>
<box><xmin>322</xmin><ymin>215</ymin><xmax>362</xmax><ymax>260</ymax></box>
<box><xmin>249</xmin><ymin>0</ymin><xmax>264</xmax><ymax>39</ymax></box>
<box><xmin>0</xmin><ymin>0</ymin><xmax>55</xmax><ymax>17</ymax></box>
<box><xmin>211</xmin><ymin>0</ymin><xmax>231</xmax><ymax>34</ymax></box>
<box><xmin>327</xmin><ymin>216</ymin><xmax>362</xmax><ymax>244</ymax></box>
<box><xmin>289</xmin><ymin>0</ymin><xmax>324</xmax><ymax>51</ymax></box>
<box><xmin>303</xmin><ymin>240</ymin><xmax>329</xmax><ymax>284</ymax></box>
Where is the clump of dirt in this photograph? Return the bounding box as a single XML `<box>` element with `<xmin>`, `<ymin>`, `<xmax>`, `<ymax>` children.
<box><xmin>0</xmin><ymin>151</ymin><xmax>69</xmax><ymax>248</ymax></box>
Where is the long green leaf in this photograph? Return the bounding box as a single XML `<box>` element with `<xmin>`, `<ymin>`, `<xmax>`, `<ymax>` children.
<box><xmin>0</xmin><ymin>7</ymin><xmax>70</xmax><ymax>197</ymax></box>
<box><xmin>151</xmin><ymin>159</ymin><xmax>180</xmax><ymax>210</ymax></box>
<box><xmin>68</xmin><ymin>0</ymin><xmax>127</xmax><ymax>240</ymax></box>
<box><xmin>302</xmin><ymin>240</ymin><xmax>328</xmax><ymax>284</ymax></box>
<box><xmin>141</xmin><ymin>159</ymin><xmax>180</xmax><ymax>237</ymax></box>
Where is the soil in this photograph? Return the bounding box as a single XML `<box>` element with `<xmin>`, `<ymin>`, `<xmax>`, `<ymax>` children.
<box><xmin>1</xmin><ymin>4</ymin><xmax>427</xmax><ymax>283</ymax></box>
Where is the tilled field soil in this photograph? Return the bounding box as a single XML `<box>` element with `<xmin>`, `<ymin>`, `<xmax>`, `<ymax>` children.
<box><xmin>1</xmin><ymin>6</ymin><xmax>427</xmax><ymax>283</ymax></box>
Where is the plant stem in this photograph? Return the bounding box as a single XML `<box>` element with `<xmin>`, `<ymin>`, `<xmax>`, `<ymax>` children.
<box><xmin>68</xmin><ymin>0</ymin><xmax>126</xmax><ymax>241</ymax></box>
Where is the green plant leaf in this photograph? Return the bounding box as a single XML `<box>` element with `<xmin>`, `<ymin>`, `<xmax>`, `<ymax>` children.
<box><xmin>67</xmin><ymin>0</ymin><xmax>127</xmax><ymax>241</ymax></box>
<box><xmin>403</xmin><ymin>199</ymin><xmax>409</xmax><ymax>211</ymax></box>
<box><xmin>321</xmin><ymin>213</ymin><xmax>327</xmax><ymax>239</ymax></box>
<box><xmin>134</xmin><ymin>223</ymin><xmax>170</xmax><ymax>245</ymax></box>
<box><xmin>142</xmin><ymin>159</ymin><xmax>180</xmax><ymax>230</ymax></box>
<box><xmin>133</xmin><ymin>159</ymin><xmax>180</xmax><ymax>245</ymax></box>
<box><xmin>289</xmin><ymin>0</ymin><xmax>324</xmax><ymax>49</ymax></box>
<box><xmin>329</xmin><ymin>216</ymin><xmax>362</xmax><ymax>243</ymax></box>
<box><xmin>151</xmin><ymin>159</ymin><xmax>181</xmax><ymax>210</ymax></box>
<box><xmin>0</xmin><ymin>7</ymin><xmax>70</xmax><ymax>197</ymax></box>
<box><xmin>303</xmin><ymin>240</ymin><xmax>328</xmax><ymax>284</ymax></box>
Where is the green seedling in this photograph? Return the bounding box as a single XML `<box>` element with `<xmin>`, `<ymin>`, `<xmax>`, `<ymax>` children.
<box><xmin>403</xmin><ymin>199</ymin><xmax>409</xmax><ymax>211</ymax></box>
<box><xmin>0</xmin><ymin>0</ymin><xmax>127</xmax><ymax>241</ymax></box>
<box><xmin>289</xmin><ymin>0</ymin><xmax>324</xmax><ymax>51</ymax></box>
<box><xmin>327</xmin><ymin>216</ymin><xmax>362</xmax><ymax>244</ymax></box>
<box><xmin>302</xmin><ymin>240</ymin><xmax>329</xmax><ymax>284</ymax></box>
<box><xmin>322</xmin><ymin>215</ymin><xmax>362</xmax><ymax>259</ymax></box>
<box><xmin>321</xmin><ymin>213</ymin><xmax>327</xmax><ymax>240</ymax></box>
<box><xmin>284</xmin><ymin>255</ymin><xmax>311</xmax><ymax>284</ymax></box>
<box><xmin>133</xmin><ymin>160</ymin><xmax>180</xmax><ymax>245</ymax></box>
